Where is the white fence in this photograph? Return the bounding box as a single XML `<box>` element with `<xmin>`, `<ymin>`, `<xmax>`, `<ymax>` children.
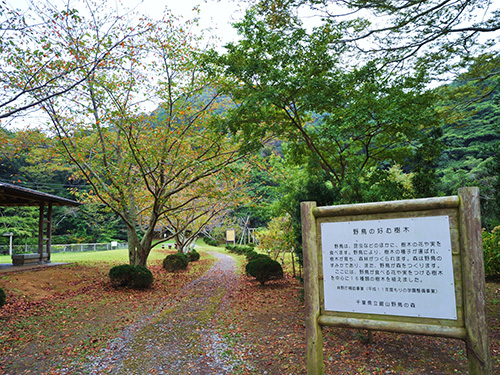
<box><xmin>0</xmin><ymin>242</ymin><xmax>128</xmax><ymax>255</ymax></box>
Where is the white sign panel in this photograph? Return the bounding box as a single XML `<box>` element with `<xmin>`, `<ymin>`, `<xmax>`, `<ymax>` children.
<box><xmin>226</xmin><ymin>229</ymin><xmax>235</xmax><ymax>242</ymax></box>
<box><xmin>321</xmin><ymin>216</ymin><xmax>457</xmax><ymax>320</ymax></box>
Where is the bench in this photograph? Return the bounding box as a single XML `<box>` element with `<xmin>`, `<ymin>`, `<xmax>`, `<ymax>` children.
<box><xmin>12</xmin><ymin>253</ymin><xmax>49</xmax><ymax>266</ymax></box>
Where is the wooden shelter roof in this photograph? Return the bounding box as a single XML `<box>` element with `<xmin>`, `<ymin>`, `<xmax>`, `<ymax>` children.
<box><xmin>0</xmin><ymin>182</ymin><xmax>80</xmax><ymax>207</ymax></box>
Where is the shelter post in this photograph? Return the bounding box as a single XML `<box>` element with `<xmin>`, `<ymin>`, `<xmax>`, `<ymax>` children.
<box><xmin>46</xmin><ymin>203</ymin><xmax>52</xmax><ymax>263</ymax></box>
<box><xmin>38</xmin><ymin>202</ymin><xmax>45</xmax><ymax>263</ymax></box>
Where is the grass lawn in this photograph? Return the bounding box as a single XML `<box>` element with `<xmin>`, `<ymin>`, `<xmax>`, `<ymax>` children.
<box><xmin>0</xmin><ymin>249</ymin><xmax>131</xmax><ymax>265</ymax></box>
<box><xmin>0</xmin><ymin>241</ymin><xmax>190</xmax><ymax>265</ymax></box>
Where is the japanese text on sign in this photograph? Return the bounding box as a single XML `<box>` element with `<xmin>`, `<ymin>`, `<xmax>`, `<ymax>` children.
<box><xmin>321</xmin><ymin>216</ymin><xmax>457</xmax><ymax>320</ymax></box>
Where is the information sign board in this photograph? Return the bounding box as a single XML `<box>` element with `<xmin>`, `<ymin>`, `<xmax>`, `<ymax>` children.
<box><xmin>226</xmin><ymin>228</ymin><xmax>235</xmax><ymax>242</ymax></box>
<box><xmin>320</xmin><ymin>216</ymin><xmax>457</xmax><ymax>320</ymax></box>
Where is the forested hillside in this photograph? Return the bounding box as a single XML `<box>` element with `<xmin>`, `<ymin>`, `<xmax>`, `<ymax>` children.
<box><xmin>0</xmin><ymin>78</ymin><xmax>499</xmax><ymax>246</ymax></box>
<box><xmin>437</xmin><ymin>81</ymin><xmax>500</xmax><ymax>228</ymax></box>
<box><xmin>439</xmin><ymin>91</ymin><xmax>499</xmax><ymax>183</ymax></box>
<box><xmin>0</xmin><ymin>129</ymin><xmax>127</xmax><ymax>245</ymax></box>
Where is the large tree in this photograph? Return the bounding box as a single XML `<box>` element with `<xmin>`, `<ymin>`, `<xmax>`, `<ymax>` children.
<box><xmin>212</xmin><ymin>10</ymin><xmax>443</xmax><ymax>203</ymax></box>
<box><xmin>0</xmin><ymin>0</ymin><xmax>146</xmax><ymax>121</ymax></box>
<box><xmin>435</xmin><ymin>56</ymin><xmax>500</xmax><ymax>227</ymax></box>
<box><xmin>12</xmin><ymin>2</ymin><xmax>246</xmax><ymax>266</ymax></box>
<box><xmin>155</xmin><ymin>164</ymin><xmax>251</xmax><ymax>252</ymax></box>
<box><xmin>254</xmin><ymin>0</ymin><xmax>500</xmax><ymax>75</ymax></box>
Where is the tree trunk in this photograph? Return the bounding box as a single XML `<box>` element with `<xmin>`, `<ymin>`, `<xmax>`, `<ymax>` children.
<box><xmin>126</xmin><ymin>226</ymin><xmax>141</xmax><ymax>265</ymax></box>
<box><xmin>138</xmin><ymin>232</ymin><xmax>154</xmax><ymax>266</ymax></box>
<box><xmin>125</xmin><ymin>220</ymin><xmax>156</xmax><ymax>267</ymax></box>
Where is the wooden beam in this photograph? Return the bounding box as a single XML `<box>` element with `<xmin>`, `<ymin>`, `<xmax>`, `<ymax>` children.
<box><xmin>318</xmin><ymin>315</ymin><xmax>466</xmax><ymax>340</ymax></box>
<box><xmin>38</xmin><ymin>202</ymin><xmax>44</xmax><ymax>263</ymax></box>
<box><xmin>314</xmin><ymin>196</ymin><xmax>459</xmax><ymax>217</ymax></box>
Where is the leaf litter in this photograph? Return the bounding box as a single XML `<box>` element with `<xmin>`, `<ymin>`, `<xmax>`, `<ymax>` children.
<box><xmin>0</xmin><ymin>250</ymin><xmax>499</xmax><ymax>374</ymax></box>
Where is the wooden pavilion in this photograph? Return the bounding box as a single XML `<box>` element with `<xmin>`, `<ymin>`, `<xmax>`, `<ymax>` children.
<box><xmin>0</xmin><ymin>182</ymin><xmax>80</xmax><ymax>264</ymax></box>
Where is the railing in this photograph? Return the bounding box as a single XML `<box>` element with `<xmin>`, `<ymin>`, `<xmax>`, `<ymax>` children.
<box><xmin>0</xmin><ymin>242</ymin><xmax>128</xmax><ymax>255</ymax></box>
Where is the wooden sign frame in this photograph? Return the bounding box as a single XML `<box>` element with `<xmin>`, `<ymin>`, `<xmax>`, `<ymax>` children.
<box><xmin>226</xmin><ymin>228</ymin><xmax>236</xmax><ymax>244</ymax></box>
<box><xmin>301</xmin><ymin>187</ymin><xmax>491</xmax><ymax>375</ymax></box>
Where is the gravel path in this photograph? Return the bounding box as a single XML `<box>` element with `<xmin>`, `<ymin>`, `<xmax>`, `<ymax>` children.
<box><xmin>87</xmin><ymin>252</ymin><xmax>241</xmax><ymax>375</ymax></box>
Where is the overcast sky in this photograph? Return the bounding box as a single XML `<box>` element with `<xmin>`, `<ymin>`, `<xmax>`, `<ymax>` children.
<box><xmin>3</xmin><ymin>0</ymin><xmax>247</xmax><ymax>129</ymax></box>
<box><xmin>9</xmin><ymin>0</ymin><xmax>246</xmax><ymax>46</ymax></box>
<box><xmin>121</xmin><ymin>0</ymin><xmax>246</xmax><ymax>47</ymax></box>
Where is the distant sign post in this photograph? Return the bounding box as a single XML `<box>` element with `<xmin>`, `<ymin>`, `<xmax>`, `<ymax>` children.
<box><xmin>226</xmin><ymin>228</ymin><xmax>236</xmax><ymax>246</ymax></box>
<box><xmin>2</xmin><ymin>232</ymin><xmax>13</xmax><ymax>256</ymax></box>
<box><xmin>301</xmin><ymin>187</ymin><xmax>491</xmax><ymax>375</ymax></box>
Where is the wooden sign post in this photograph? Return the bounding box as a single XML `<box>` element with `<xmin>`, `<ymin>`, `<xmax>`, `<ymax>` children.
<box><xmin>226</xmin><ymin>228</ymin><xmax>236</xmax><ymax>246</ymax></box>
<box><xmin>301</xmin><ymin>187</ymin><xmax>491</xmax><ymax>375</ymax></box>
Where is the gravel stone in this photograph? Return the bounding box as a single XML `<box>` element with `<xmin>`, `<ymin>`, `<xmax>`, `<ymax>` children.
<box><xmin>86</xmin><ymin>252</ymin><xmax>243</xmax><ymax>374</ymax></box>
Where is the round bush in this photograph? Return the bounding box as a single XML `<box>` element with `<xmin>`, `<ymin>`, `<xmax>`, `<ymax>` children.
<box><xmin>246</xmin><ymin>251</ymin><xmax>270</xmax><ymax>262</ymax></box>
<box><xmin>246</xmin><ymin>250</ymin><xmax>259</xmax><ymax>260</ymax></box>
<box><xmin>226</xmin><ymin>244</ymin><xmax>253</xmax><ymax>255</ymax></box>
<box><xmin>483</xmin><ymin>226</ymin><xmax>500</xmax><ymax>278</ymax></box>
<box><xmin>235</xmin><ymin>245</ymin><xmax>253</xmax><ymax>255</ymax></box>
<box><xmin>203</xmin><ymin>237</ymin><xmax>218</xmax><ymax>247</ymax></box>
<box><xmin>245</xmin><ymin>253</ymin><xmax>271</xmax><ymax>275</ymax></box>
<box><xmin>245</xmin><ymin>257</ymin><xmax>283</xmax><ymax>285</ymax></box>
<box><xmin>187</xmin><ymin>249</ymin><xmax>200</xmax><ymax>262</ymax></box>
<box><xmin>109</xmin><ymin>264</ymin><xmax>154</xmax><ymax>289</ymax></box>
<box><xmin>163</xmin><ymin>253</ymin><xmax>189</xmax><ymax>272</ymax></box>
<box><xmin>0</xmin><ymin>288</ymin><xmax>6</xmax><ymax>308</ymax></box>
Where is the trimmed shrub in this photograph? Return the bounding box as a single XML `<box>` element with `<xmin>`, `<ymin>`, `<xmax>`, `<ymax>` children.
<box><xmin>203</xmin><ymin>237</ymin><xmax>218</xmax><ymax>247</ymax></box>
<box><xmin>109</xmin><ymin>264</ymin><xmax>154</xmax><ymax>289</ymax></box>
<box><xmin>483</xmin><ymin>226</ymin><xmax>500</xmax><ymax>278</ymax></box>
<box><xmin>246</xmin><ymin>256</ymin><xmax>284</xmax><ymax>285</ymax></box>
<box><xmin>246</xmin><ymin>250</ymin><xmax>259</xmax><ymax>260</ymax></box>
<box><xmin>246</xmin><ymin>251</ymin><xmax>270</xmax><ymax>262</ymax></box>
<box><xmin>187</xmin><ymin>249</ymin><xmax>200</xmax><ymax>262</ymax></box>
<box><xmin>245</xmin><ymin>253</ymin><xmax>271</xmax><ymax>275</ymax></box>
<box><xmin>226</xmin><ymin>244</ymin><xmax>254</xmax><ymax>256</ymax></box>
<box><xmin>163</xmin><ymin>253</ymin><xmax>189</xmax><ymax>272</ymax></box>
<box><xmin>0</xmin><ymin>288</ymin><xmax>6</xmax><ymax>308</ymax></box>
<box><xmin>237</xmin><ymin>245</ymin><xmax>254</xmax><ymax>255</ymax></box>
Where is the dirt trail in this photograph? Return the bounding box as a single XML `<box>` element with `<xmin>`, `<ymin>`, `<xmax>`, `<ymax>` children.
<box><xmin>87</xmin><ymin>252</ymin><xmax>241</xmax><ymax>375</ymax></box>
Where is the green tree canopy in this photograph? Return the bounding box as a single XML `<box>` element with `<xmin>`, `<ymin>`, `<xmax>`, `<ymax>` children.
<box><xmin>212</xmin><ymin>10</ymin><xmax>443</xmax><ymax>203</ymax></box>
<box><xmin>252</xmin><ymin>0</ymin><xmax>500</xmax><ymax>80</ymax></box>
